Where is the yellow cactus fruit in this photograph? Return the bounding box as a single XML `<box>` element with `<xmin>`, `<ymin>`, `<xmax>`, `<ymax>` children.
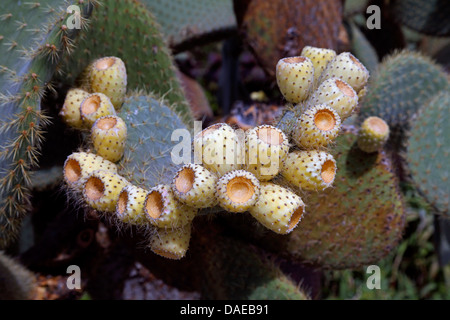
<box><xmin>116</xmin><ymin>184</ymin><xmax>148</xmax><ymax>226</ymax></box>
<box><xmin>281</xmin><ymin>150</ymin><xmax>336</xmax><ymax>191</ymax></box>
<box><xmin>249</xmin><ymin>182</ymin><xmax>305</xmax><ymax>235</ymax></box>
<box><xmin>245</xmin><ymin>125</ymin><xmax>290</xmax><ymax>181</ymax></box>
<box><xmin>172</xmin><ymin>163</ymin><xmax>218</xmax><ymax>208</ymax></box>
<box><xmin>144</xmin><ymin>184</ymin><xmax>198</xmax><ymax>229</ymax></box>
<box><xmin>319</xmin><ymin>52</ymin><xmax>369</xmax><ymax>93</ymax></box>
<box><xmin>59</xmin><ymin>88</ymin><xmax>89</xmax><ymax>129</ymax></box>
<box><xmin>300</xmin><ymin>46</ymin><xmax>336</xmax><ymax>87</ymax></box>
<box><xmin>357</xmin><ymin>116</ymin><xmax>390</xmax><ymax>153</ymax></box>
<box><xmin>89</xmin><ymin>56</ymin><xmax>127</xmax><ymax>110</ymax></box>
<box><xmin>307</xmin><ymin>77</ymin><xmax>358</xmax><ymax>121</ymax></box>
<box><xmin>193</xmin><ymin>123</ymin><xmax>244</xmax><ymax>177</ymax></box>
<box><xmin>149</xmin><ymin>223</ymin><xmax>192</xmax><ymax>260</ymax></box>
<box><xmin>216</xmin><ymin>170</ymin><xmax>260</xmax><ymax>213</ymax></box>
<box><xmin>63</xmin><ymin>152</ymin><xmax>118</xmax><ymax>192</ymax></box>
<box><xmin>80</xmin><ymin>92</ymin><xmax>116</xmax><ymax>128</ymax></box>
<box><xmin>83</xmin><ymin>170</ymin><xmax>129</xmax><ymax>212</ymax></box>
<box><xmin>276</xmin><ymin>56</ymin><xmax>315</xmax><ymax>103</ymax></box>
<box><xmin>292</xmin><ymin>104</ymin><xmax>341</xmax><ymax>149</ymax></box>
<box><xmin>91</xmin><ymin>115</ymin><xmax>127</xmax><ymax>163</ymax></box>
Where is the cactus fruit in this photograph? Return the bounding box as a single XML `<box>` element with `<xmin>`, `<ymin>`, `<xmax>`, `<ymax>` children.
<box><xmin>306</xmin><ymin>77</ymin><xmax>358</xmax><ymax>121</ymax></box>
<box><xmin>319</xmin><ymin>52</ymin><xmax>369</xmax><ymax>93</ymax></box>
<box><xmin>281</xmin><ymin>150</ymin><xmax>336</xmax><ymax>192</ymax></box>
<box><xmin>300</xmin><ymin>46</ymin><xmax>337</xmax><ymax>87</ymax></box>
<box><xmin>87</xmin><ymin>56</ymin><xmax>127</xmax><ymax>110</ymax></box>
<box><xmin>249</xmin><ymin>182</ymin><xmax>305</xmax><ymax>235</ymax></box>
<box><xmin>91</xmin><ymin>115</ymin><xmax>127</xmax><ymax>163</ymax></box>
<box><xmin>245</xmin><ymin>125</ymin><xmax>290</xmax><ymax>181</ymax></box>
<box><xmin>292</xmin><ymin>104</ymin><xmax>342</xmax><ymax>149</ymax></box>
<box><xmin>357</xmin><ymin>50</ymin><xmax>448</xmax><ymax>150</ymax></box>
<box><xmin>193</xmin><ymin>123</ymin><xmax>244</xmax><ymax>177</ymax></box>
<box><xmin>172</xmin><ymin>163</ymin><xmax>218</xmax><ymax>209</ymax></box>
<box><xmin>0</xmin><ymin>0</ymin><xmax>92</xmax><ymax>248</ymax></box>
<box><xmin>116</xmin><ymin>184</ymin><xmax>149</xmax><ymax>226</ymax></box>
<box><xmin>404</xmin><ymin>91</ymin><xmax>450</xmax><ymax>215</ymax></box>
<box><xmin>275</xmin><ymin>56</ymin><xmax>315</xmax><ymax>103</ymax></box>
<box><xmin>82</xmin><ymin>170</ymin><xmax>129</xmax><ymax>213</ymax></box>
<box><xmin>357</xmin><ymin>116</ymin><xmax>390</xmax><ymax>153</ymax></box>
<box><xmin>0</xmin><ymin>251</ymin><xmax>37</xmax><ymax>300</ymax></box>
<box><xmin>148</xmin><ymin>223</ymin><xmax>192</xmax><ymax>260</ymax></box>
<box><xmin>59</xmin><ymin>88</ymin><xmax>90</xmax><ymax>129</ymax></box>
<box><xmin>144</xmin><ymin>184</ymin><xmax>197</xmax><ymax>229</ymax></box>
<box><xmin>63</xmin><ymin>152</ymin><xmax>118</xmax><ymax>193</ymax></box>
<box><xmin>216</xmin><ymin>170</ymin><xmax>260</xmax><ymax>213</ymax></box>
<box><xmin>80</xmin><ymin>93</ymin><xmax>116</xmax><ymax>128</ymax></box>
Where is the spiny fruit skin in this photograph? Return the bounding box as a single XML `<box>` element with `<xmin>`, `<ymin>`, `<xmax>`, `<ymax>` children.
<box><xmin>307</xmin><ymin>77</ymin><xmax>358</xmax><ymax>121</ymax></box>
<box><xmin>80</xmin><ymin>93</ymin><xmax>116</xmax><ymax>128</ymax></box>
<box><xmin>172</xmin><ymin>163</ymin><xmax>218</xmax><ymax>208</ymax></box>
<box><xmin>149</xmin><ymin>223</ymin><xmax>192</xmax><ymax>260</ymax></box>
<box><xmin>357</xmin><ymin>116</ymin><xmax>390</xmax><ymax>153</ymax></box>
<box><xmin>91</xmin><ymin>115</ymin><xmax>127</xmax><ymax>163</ymax></box>
<box><xmin>276</xmin><ymin>56</ymin><xmax>314</xmax><ymax>103</ymax></box>
<box><xmin>281</xmin><ymin>150</ymin><xmax>336</xmax><ymax>191</ymax></box>
<box><xmin>216</xmin><ymin>170</ymin><xmax>260</xmax><ymax>213</ymax></box>
<box><xmin>144</xmin><ymin>184</ymin><xmax>197</xmax><ymax>229</ymax></box>
<box><xmin>59</xmin><ymin>88</ymin><xmax>90</xmax><ymax>129</ymax></box>
<box><xmin>83</xmin><ymin>170</ymin><xmax>129</xmax><ymax>213</ymax></box>
<box><xmin>193</xmin><ymin>123</ymin><xmax>244</xmax><ymax>177</ymax></box>
<box><xmin>300</xmin><ymin>46</ymin><xmax>336</xmax><ymax>87</ymax></box>
<box><xmin>116</xmin><ymin>184</ymin><xmax>148</xmax><ymax>226</ymax></box>
<box><xmin>63</xmin><ymin>152</ymin><xmax>118</xmax><ymax>193</ymax></box>
<box><xmin>319</xmin><ymin>52</ymin><xmax>369</xmax><ymax>93</ymax></box>
<box><xmin>405</xmin><ymin>91</ymin><xmax>449</xmax><ymax>215</ymax></box>
<box><xmin>88</xmin><ymin>56</ymin><xmax>127</xmax><ymax>110</ymax></box>
<box><xmin>292</xmin><ymin>104</ymin><xmax>342</xmax><ymax>149</ymax></box>
<box><xmin>249</xmin><ymin>182</ymin><xmax>305</xmax><ymax>235</ymax></box>
<box><xmin>245</xmin><ymin>125</ymin><xmax>290</xmax><ymax>181</ymax></box>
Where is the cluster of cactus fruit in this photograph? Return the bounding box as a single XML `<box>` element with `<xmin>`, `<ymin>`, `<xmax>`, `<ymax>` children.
<box><xmin>60</xmin><ymin>45</ymin><xmax>389</xmax><ymax>261</ymax></box>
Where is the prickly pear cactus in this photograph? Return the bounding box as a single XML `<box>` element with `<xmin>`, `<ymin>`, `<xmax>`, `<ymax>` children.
<box><xmin>404</xmin><ymin>91</ymin><xmax>450</xmax><ymax>216</ymax></box>
<box><xmin>0</xmin><ymin>0</ymin><xmax>93</xmax><ymax>248</ymax></box>
<box><xmin>57</xmin><ymin>0</ymin><xmax>192</xmax><ymax>124</ymax></box>
<box><xmin>357</xmin><ymin>50</ymin><xmax>448</xmax><ymax>150</ymax></box>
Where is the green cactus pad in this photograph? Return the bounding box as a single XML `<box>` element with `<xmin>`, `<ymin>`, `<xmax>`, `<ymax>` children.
<box><xmin>0</xmin><ymin>0</ymin><xmax>92</xmax><ymax>248</ymax></box>
<box><xmin>199</xmin><ymin>233</ymin><xmax>310</xmax><ymax>300</ymax></box>
<box><xmin>357</xmin><ymin>50</ymin><xmax>448</xmax><ymax>150</ymax></box>
<box><xmin>405</xmin><ymin>91</ymin><xmax>450</xmax><ymax>215</ymax></box>
<box><xmin>57</xmin><ymin>0</ymin><xmax>192</xmax><ymax>125</ymax></box>
<box><xmin>117</xmin><ymin>93</ymin><xmax>189</xmax><ymax>190</ymax></box>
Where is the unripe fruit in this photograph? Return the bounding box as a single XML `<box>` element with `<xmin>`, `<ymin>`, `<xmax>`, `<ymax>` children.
<box><xmin>63</xmin><ymin>152</ymin><xmax>118</xmax><ymax>192</ymax></box>
<box><xmin>89</xmin><ymin>56</ymin><xmax>127</xmax><ymax>110</ymax></box>
<box><xmin>319</xmin><ymin>52</ymin><xmax>369</xmax><ymax>93</ymax></box>
<box><xmin>149</xmin><ymin>224</ymin><xmax>192</xmax><ymax>260</ymax></box>
<box><xmin>59</xmin><ymin>88</ymin><xmax>89</xmax><ymax>129</ymax></box>
<box><xmin>307</xmin><ymin>77</ymin><xmax>358</xmax><ymax>121</ymax></box>
<box><xmin>80</xmin><ymin>93</ymin><xmax>116</xmax><ymax>128</ymax></box>
<box><xmin>83</xmin><ymin>170</ymin><xmax>129</xmax><ymax>212</ymax></box>
<box><xmin>144</xmin><ymin>184</ymin><xmax>197</xmax><ymax>229</ymax></box>
<box><xmin>193</xmin><ymin>123</ymin><xmax>244</xmax><ymax>177</ymax></box>
<box><xmin>281</xmin><ymin>150</ymin><xmax>336</xmax><ymax>191</ymax></box>
<box><xmin>216</xmin><ymin>170</ymin><xmax>260</xmax><ymax>213</ymax></box>
<box><xmin>245</xmin><ymin>125</ymin><xmax>290</xmax><ymax>181</ymax></box>
<box><xmin>357</xmin><ymin>116</ymin><xmax>390</xmax><ymax>153</ymax></box>
<box><xmin>172</xmin><ymin>163</ymin><xmax>218</xmax><ymax>208</ymax></box>
<box><xmin>116</xmin><ymin>184</ymin><xmax>148</xmax><ymax>226</ymax></box>
<box><xmin>276</xmin><ymin>56</ymin><xmax>314</xmax><ymax>103</ymax></box>
<box><xmin>300</xmin><ymin>46</ymin><xmax>336</xmax><ymax>87</ymax></box>
<box><xmin>91</xmin><ymin>115</ymin><xmax>127</xmax><ymax>163</ymax></box>
<box><xmin>249</xmin><ymin>182</ymin><xmax>305</xmax><ymax>234</ymax></box>
<box><xmin>292</xmin><ymin>104</ymin><xmax>341</xmax><ymax>149</ymax></box>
